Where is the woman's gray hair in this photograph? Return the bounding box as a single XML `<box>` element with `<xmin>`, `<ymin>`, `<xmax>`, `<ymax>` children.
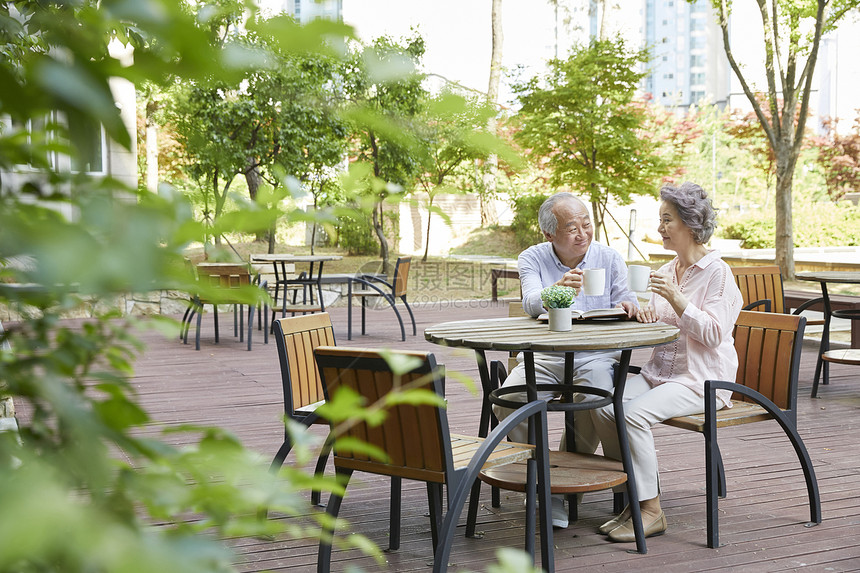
<box><xmin>660</xmin><ymin>182</ymin><xmax>717</xmax><ymax>244</ymax></box>
<box><xmin>538</xmin><ymin>192</ymin><xmax>584</xmax><ymax>235</ymax></box>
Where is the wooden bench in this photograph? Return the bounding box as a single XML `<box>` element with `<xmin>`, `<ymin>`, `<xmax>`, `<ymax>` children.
<box><xmin>784</xmin><ymin>289</ymin><xmax>860</xmax><ymax>347</ymax></box>
<box><xmin>490</xmin><ymin>268</ymin><xmax>520</xmax><ymax>301</ymax></box>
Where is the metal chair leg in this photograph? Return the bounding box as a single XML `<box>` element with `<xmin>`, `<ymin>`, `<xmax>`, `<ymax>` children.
<box><xmin>317</xmin><ymin>468</ymin><xmax>352</xmax><ymax>573</ymax></box>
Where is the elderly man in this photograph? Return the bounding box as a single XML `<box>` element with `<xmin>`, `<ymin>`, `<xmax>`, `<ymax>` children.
<box><xmin>493</xmin><ymin>191</ymin><xmax>638</xmax><ymax>528</ymax></box>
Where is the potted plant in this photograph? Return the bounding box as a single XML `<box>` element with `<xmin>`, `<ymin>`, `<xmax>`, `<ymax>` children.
<box><xmin>540</xmin><ymin>285</ymin><xmax>577</xmax><ymax>331</ymax></box>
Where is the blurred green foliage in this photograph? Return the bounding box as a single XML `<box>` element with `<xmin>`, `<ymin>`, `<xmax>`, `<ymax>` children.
<box><xmin>720</xmin><ymin>201</ymin><xmax>860</xmax><ymax>248</ymax></box>
<box><xmin>0</xmin><ymin>1</ymin><xmax>422</xmax><ymax>571</ymax></box>
<box><xmin>510</xmin><ymin>194</ymin><xmax>549</xmax><ymax>248</ymax></box>
<box><xmin>0</xmin><ymin>2</ymin><xmax>520</xmax><ymax>571</ymax></box>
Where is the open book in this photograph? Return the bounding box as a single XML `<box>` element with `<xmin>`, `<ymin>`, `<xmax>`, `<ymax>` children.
<box><xmin>537</xmin><ymin>307</ymin><xmax>629</xmax><ymax>322</ymax></box>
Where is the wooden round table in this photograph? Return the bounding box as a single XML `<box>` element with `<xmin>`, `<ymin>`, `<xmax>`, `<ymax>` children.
<box><xmin>425</xmin><ymin>316</ymin><xmax>679</xmax><ymax>554</ymax></box>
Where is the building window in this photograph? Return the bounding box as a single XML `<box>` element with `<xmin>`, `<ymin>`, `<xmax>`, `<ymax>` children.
<box><xmin>690</xmin><ymin>72</ymin><xmax>706</xmax><ymax>85</ymax></box>
<box><xmin>294</xmin><ymin>0</ymin><xmax>301</xmax><ymax>18</ymax></box>
<box><xmin>68</xmin><ymin>114</ymin><xmax>106</xmax><ymax>174</ymax></box>
<box><xmin>690</xmin><ymin>54</ymin><xmax>705</xmax><ymax>68</ymax></box>
<box><xmin>690</xmin><ymin>91</ymin><xmax>705</xmax><ymax>102</ymax></box>
<box><xmin>11</xmin><ymin>113</ymin><xmax>57</xmax><ymax>170</ymax></box>
<box><xmin>663</xmin><ymin>73</ymin><xmax>674</xmax><ymax>79</ymax></box>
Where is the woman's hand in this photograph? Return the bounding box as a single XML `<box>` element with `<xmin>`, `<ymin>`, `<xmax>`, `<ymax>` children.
<box><xmin>617</xmin><ymin>300</ymin><xmax>638</xmax><ymax>318</ymax></box>
<box><xmin>555</xmin><ymin>268</ymin><xmax>583</xmax><ymax>292</ymax></box>
<box><xmin>636</xmin><ymin>306</ymin><xmax>659</xmax><ymax>323</ymax></box>
<box><xmin>649</xmin><ymin>271</ymin><xmax>689</xmax><ymax>317</ymax></box>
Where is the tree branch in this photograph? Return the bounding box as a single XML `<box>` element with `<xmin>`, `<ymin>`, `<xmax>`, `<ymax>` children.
<box><xmin>719</xmin><ymin>0</ymin><xmax>777</xmax><ymax>148</ymax></box>
<box><xmin>755</xmin><ymin>0</ymin><xmax>781</xmax><ymax>140</ymax></box>
<box><xmin>792</xmin><ymin>0</ymin><xmax>829</xmax><ymax>158</ymax></box>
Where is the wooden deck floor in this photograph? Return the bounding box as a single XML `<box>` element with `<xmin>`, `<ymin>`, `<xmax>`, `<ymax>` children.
<box><xmin>129</xmin><ymin>300</ymin><xmax>860</xmax><ymax>572</ymax></box>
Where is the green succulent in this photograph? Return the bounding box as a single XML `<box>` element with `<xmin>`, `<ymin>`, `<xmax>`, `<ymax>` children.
<box><xmin>540</xmin><ymin>285</ymin><xmax>577</xmax><ymax>308</ymax></box>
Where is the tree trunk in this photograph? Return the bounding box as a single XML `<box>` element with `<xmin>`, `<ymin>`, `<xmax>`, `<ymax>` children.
<box><xmin>244</xmin><ymin>160</ymin><xmax>267</xmax><ymax>243</ymax></box>
<box><xmin>590</xmin><ymin>198</ymin><xmax>604</xmax><ymax>244</ymax></box>
<box><xmin>368</xmin><ymin>131</ymin><xmax>390</xmax><ymax>274</ymax></box>
<box><xmin>213</xmin><ymin>173</ymin><xmax>232</xmax><ymax>248</ymax></box>
<box><xmin>774</xmin><ymin>151</ymin><xmax>796</xmax><ymax>279</ymax></box>
<box><xmin>373</xmin><ymin>202</ymin><xmax>390</xmax><ymax>275</ymax></box>
<box><xmin>145</xmin><ymin>99</ymin><xmax>159</xmax><ymax>193</ymax></box>
<box><xmin>481</xmin><ymin>0</ymin><xmax>503</xmax><ymax>226</ymax></box>
<box><xmin>310</xmin><ymin>191</ymin><xmax>318</xmax><ymax>256</ymax></box>
<box><xmin>422</xmin><ymin>196</ymin><xmax>434</xmax><ymax>263</ymax></box>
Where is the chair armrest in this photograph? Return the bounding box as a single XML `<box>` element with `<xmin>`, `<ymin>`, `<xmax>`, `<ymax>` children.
<box><xmin>792</xmin><ymin>297</ymin><xmax>825</xmax><ymax>315</ymax></box>
<box><xmin>434</xmin><ymin>400</ymin><xmax>553</xmax><ymax>567</ymax></box>
<box><xmin>350</xmin><ymin>276</ymin><xmax>392</xmax><ymax>296</ymax></box>
<box><xmin>703</xmin><ymin>380</ymin><xmax>793</xmax><ymax>430</ymax></box>
<box><xmin>628</xmin><ymin>365</ymin><xmax>641</xmax><ymax>375</ymax></box>
<box><xmin>356</xmin><ymin>274</ymin><xmax>394</xmax><ymax>290</ymax></box>
<box><xmin>743</xmin><ymin>299</ymin><xmax>772</xmax><ymax>312</ymax></box>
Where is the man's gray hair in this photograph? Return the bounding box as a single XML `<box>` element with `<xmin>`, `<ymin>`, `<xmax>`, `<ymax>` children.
<box><xmin>660</xmin><ymin>182</ymin><xmax>717</xmax><ymax>244</ymax></box>
<box><xmin>538</xmin><ymin>192</ymin><xmax>585</xmax><ymax>235</ymax></box>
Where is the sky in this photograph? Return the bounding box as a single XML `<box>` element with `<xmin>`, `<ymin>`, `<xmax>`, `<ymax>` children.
<box><xmin>341</xmin><ymin>1</ymin><xmax>563</xmax><ymax>107</ymax></box>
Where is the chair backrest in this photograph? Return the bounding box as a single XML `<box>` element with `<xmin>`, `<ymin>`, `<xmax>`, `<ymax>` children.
<box><xmin>196</xmin><ymin>263</ymin><xmax>252</xmax><ymax>289</ymax></box>
<box><xmin>392</xmin><ymin>256</ymin><xmax>411</xmax><ymax>297</ymax></box>
<box><xmin>273</xmin><ymin>313</ymin><xmax>336</xmax><ymax>415</ymax></box>
<box><xmin>732</xmin><ymin>310</ymin><xmax>805</xmax><ymax>413</ymax></box>
<box><xmin>313</xmin><ymin>346</ymin><xmax>454</xmax><ymax>484</ymax></box>
<box><xmin>731</xmin><ymin>266</ymin><xmax>786</xmax><ymax>314</ymax></box>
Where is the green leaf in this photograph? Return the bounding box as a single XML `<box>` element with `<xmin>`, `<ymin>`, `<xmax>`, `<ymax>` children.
<box><xmin>377</xmin><ymin>349</ymin><xmax>424</xmax><ymax>375</ymax></box>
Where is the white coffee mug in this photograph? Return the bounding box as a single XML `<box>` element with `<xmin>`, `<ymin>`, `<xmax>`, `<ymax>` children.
<box><xmin>628</xmin><ymin>265</ymin><xmax>651</xmax><ymax>292</ymax></box>
<box><xmin>582</xmin><ymin>268</ymin><xmax>606</xmax><ymax>296</ymax></box>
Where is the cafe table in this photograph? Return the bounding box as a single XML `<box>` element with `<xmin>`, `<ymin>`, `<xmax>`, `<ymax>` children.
<box><xmin>250</xmin><ymin>254</ymin><xmax>342</xmax><ymax>318</ymax></box>
<box><xmin>424</xmin><ymin>315</ymin><xmax>679</xmax><ymax>554</ymax></box>
<box><xmin>796</xmin><ymin>271</ymin><xmax>860</xmax><ymax>397</ymax></box>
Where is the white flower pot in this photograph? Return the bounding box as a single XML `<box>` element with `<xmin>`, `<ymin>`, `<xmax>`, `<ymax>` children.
<box><xmin>547</xmin><ymin>307</ymin><xmax>571</xmax><ymax>331</ymax></box>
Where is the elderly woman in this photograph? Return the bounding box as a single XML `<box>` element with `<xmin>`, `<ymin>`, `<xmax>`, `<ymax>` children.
<box><xmin>592</xmin><ymin>182</ymin><xmax>743</xmax><ymax>542</ymax></box>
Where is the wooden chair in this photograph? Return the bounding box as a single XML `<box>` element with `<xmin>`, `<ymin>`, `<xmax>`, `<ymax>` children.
<box><xmin>184</xmin><ymin>263</ymin><xmax>268</xmax><ymax>351</ymax></box>
<box><xmin>730</xmin><ymin>265</ymin><xmax>829</xmax><ymax>397</ymax></box>
<box><xmin>265</xmin><ymin>314</ymin><xmax>402</xmax><ymax>523</ymax></box>
<box><xmin>347</xmin><ymin>256</ymin><xmax>416</xmax><ymax>341</ymax></box>
<box><xmin>313</xmin><ymin>346</ymin><xmax>554</xmax><ymax>573</ymax></box>
<box><xmin>732</xmin><ymin>265</ymin><xmax>824</xmax><ymax>316</ymax></box>
<box><xmin>267</xmin><ymin>313</ymin><xmax>335</xmax><ymax>509</ymax></box>
<box><xmin>662</xmin><ymin>311</ymin><xmax>821</xmax><ymax>548</ymax></box>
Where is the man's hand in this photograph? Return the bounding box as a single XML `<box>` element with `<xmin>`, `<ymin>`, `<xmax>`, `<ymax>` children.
<box><xmin>555</xmin><ymin>268</ymin><xmax>583</xmax><ymax>291</ymax></box>
<box><xmin>617</xmin><ymin>301</ymin><xmax>638</xmax><ymax>318</ymax></box>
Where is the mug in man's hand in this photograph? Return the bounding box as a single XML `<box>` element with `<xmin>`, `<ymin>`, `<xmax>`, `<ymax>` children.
<box><xmin>582</xmin><ymin>268</ymin><xmax>605</xmax><ymax>296</ymax></box>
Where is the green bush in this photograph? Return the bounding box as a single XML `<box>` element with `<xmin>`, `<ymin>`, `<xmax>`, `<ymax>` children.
<box><xmin>720</xmin><ymin>202</ymin><xmax>860</xmax><ymax>248</ymax></box>
<box><xmin>335</xmin><ymin>211</ymin><xmax>378</xmax><ymax>255</ymax></box>
<box><xmin>511</xmin><ymin>194</ymin><xmax>548</xmax><ymax>248</ymax></box>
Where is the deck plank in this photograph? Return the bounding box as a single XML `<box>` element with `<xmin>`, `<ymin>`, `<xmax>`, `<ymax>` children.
<box><xmin>24</xmin><ymin>300</ymin><xmax>860</xmax><ymax>571</ymax></box>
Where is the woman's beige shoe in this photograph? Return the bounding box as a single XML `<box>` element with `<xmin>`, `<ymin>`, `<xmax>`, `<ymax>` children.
<box><xmin>598</xmin><ymin>506</ymin><xmax>630</xmax><ymax>535</ymax></box>
<box><xmin>607</xmin><ymin>511</ymin><xmax>667</xmax><ymax>543</ymax></box>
